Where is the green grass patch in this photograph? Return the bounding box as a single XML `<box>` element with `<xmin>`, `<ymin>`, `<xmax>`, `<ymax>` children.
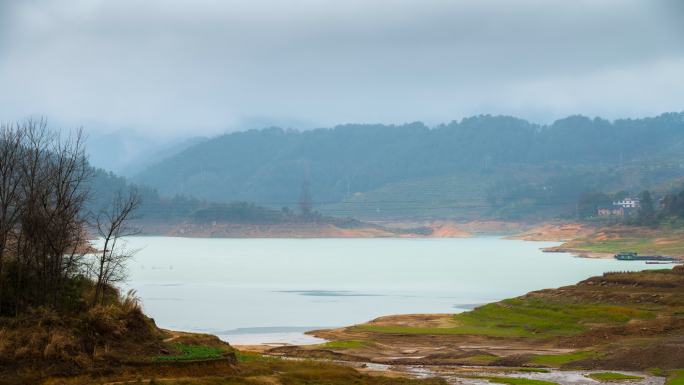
<box><xmin>321</xmin><ymin>340</ymin><xmax>369</xmax><ymax>349</ymax></box>
<box><xmin>517</xmin><ymin>368</ymin><xmax>551</xmax><ymax>373</ymax></box>
<box><xmin>457</xmin><ymin>354</ymin><xmax>500</xmax><ymax>365</ymax></box>
<box><xmin>570</xmin><ymin>231</ymin><xmax>684</xmax><ymax>256</ymax></box>
<box><xmin>529</xmin><ymin>351</ymin><xmax>597</xmax><ymax>366</ymax></box>
<box><xmin>155</xmin><ymin>343</ymin><xmax>225</xmax><ymax>362</ymax></box>
<box><xmin>469</xmin><ymin>375</ymin><xmax>559</xmax><ymax>385</ymax></box>
<box><xmin>359</xmin><ymin>297</ymin><xmax>652</xmax><ymax>339</ymax></box>
<box><xmin>587</xmin><ymin>372</ymin><xmax>644</xmax><ymax>382</ymax></box>
<box><xmin>454</xmin><ymin>298</ymin><xmax>653</xmax><ymax>338</ymax></box>
<box><xmin>666</xmin><ymin>370</ymin><xmax>684</xmax><ymax>385</ymax></box>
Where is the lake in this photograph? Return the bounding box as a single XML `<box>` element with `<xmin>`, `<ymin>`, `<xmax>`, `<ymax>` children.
<box><xmin>124</xmin><ymin>236</ymin><xmax>662</xmax><ymax>345</ymax></box>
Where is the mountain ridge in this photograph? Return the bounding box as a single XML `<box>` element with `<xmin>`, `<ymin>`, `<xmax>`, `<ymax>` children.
<box><xmin>132</xmin><ymin>112</ymin><xmax>684</xmax><ymax>220</ymax></box>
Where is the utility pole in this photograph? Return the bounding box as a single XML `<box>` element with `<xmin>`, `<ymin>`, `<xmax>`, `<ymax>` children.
<box><xmin>299</xmin><ymin>179</ymin><xmax>312</xmax><ymax>217</ymax></box>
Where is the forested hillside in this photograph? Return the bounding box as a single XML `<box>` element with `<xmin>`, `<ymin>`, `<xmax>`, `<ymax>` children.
<box><xmin>89</xmin><ymin>168</ymin><xmax>202</xmax><ymax>221</ymax></box>
<box><xmin>133</xmin><ymin>113</ymin><xmax>684</xmax><ymax>220</ymax></box>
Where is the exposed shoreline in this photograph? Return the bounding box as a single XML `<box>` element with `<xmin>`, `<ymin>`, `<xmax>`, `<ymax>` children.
<box><xmin>541</xmin><ymin>246</ymin><xmax>615</xmax><ymax>259</ymax></box>
<box><xmin>134</xmin><ymin>222</ymin><xmax>684</xmax><ymax>375</ymax></box>
<box><xmin>254</xmin><ymin>267</ymin><xmax>684</xmax><ymax>372</ymax></box>
<box><xmin>137</xmin><ymin>218</ymin><xmax>659</xmax><ymax>263</ymax></box>
<box><xmin>136</xmin><ymin>219</ymin><xmax>535</xmax><ymax>239</ymax></box>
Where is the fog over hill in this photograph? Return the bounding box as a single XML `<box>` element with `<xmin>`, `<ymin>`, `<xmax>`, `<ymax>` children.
<box><xmin>132</xmin><ymin>113</ymin><xmax>684</xmax><ymax>220</ymax></box>
<box><xmin>85</xmin><ymin>129</ymin><xmax>208</xmax><ymax>176</ymax></box>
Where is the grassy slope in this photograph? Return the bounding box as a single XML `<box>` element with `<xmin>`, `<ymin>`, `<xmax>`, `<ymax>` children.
<box><xmin>557</xmin><ymin>226</ymin><xmax>684</xmax><ymax>258</ymax></box>
<box><xmin>302</xmin><ymin>268</ymin><xmax>684</xmax><ymax>370</ymax></box>
<box><xmin>36</xmin><ymin>269</ymin><xmax>684</xmax><ymax>384</ymax></box>
<box><xmin>40</xmin><ymin>338</ymin><xmax>446</xmax><ymax>385</ymax></box>
<box><xmin>587</xmin><ymin>372</ymin><xmax>644</xmax><ymax>381</ymax></box>
<box><xmin>667</xmin><ymin>370</ymin><xmax>684</xmax><ymax>385</ymax></box>
<box><xmin>358</xmin><ymin>298</ymin><xmax>654</xmax><ymax>339</ymax></box>
<box><xmin>0</xmin><ymin>304</ymin><xmax>168</xmax><ymax>381</ymax></box>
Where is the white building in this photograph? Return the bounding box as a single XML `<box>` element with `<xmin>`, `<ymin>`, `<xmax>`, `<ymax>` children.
<box><xmin>613</xmin><ymin>197</ymin><xmax>640</xmax><ymax>208</ymax></box>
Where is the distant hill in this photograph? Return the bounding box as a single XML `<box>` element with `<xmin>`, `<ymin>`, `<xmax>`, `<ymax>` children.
<box><xmin>132</xmin><ymin>113</ymin><xmax>684</xmax><ymax>220</ymax></box>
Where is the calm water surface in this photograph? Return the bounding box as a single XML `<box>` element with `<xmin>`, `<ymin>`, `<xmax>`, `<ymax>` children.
<box><xmin>124</xmin><ymin>237</ymin><xmax>662</xmax><ymax>344</ymax></box>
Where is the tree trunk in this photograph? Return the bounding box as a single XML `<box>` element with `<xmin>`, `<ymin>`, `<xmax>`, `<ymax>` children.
<box><xmin>0</xmin><ymin>242</ymin><xmax>4</xmax><ymax>315</ymax></box>
<box><xmin>93</xmin><ymin>238</ymin><xmax>109</xmax><ymax>307</ymax></box>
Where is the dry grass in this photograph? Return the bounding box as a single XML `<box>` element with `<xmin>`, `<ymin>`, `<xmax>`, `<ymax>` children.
<box><xmin>0</xmin><ymin>297</ymin><xmax>167</xmax><ymax>384</ymax></box>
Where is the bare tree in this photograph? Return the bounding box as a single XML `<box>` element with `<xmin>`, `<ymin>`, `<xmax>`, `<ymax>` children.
<box><xmin>16</xmin><ymin>118</ymin><xmax>55</xmax><ymax>308</ymax></box>
<box><xmin>92</xmin><ymin>190</ymin><xmax>140</xmax><ymax>306</ymax></box>
<box><xmin>0</xmin><ymin>123</ymin><xmax>25</xmax><ymax>314</ymax></box>
<box><xmin>45</xmin><ymin>127</ymin><xmax>91</xmax><ymax>305</ymax></box>
<box><xmin>15</xmin><ymin>120</ymin><xmax>92</xmax><ymax>307</ymax></box>
<box><xmin>0</xmin><ymin>118</ymin><xmax>140</xmax><ymax>314</ymax></box>
<box><xmin>0</xmin><ymin>119</ymin><xmax>95</xmax><ymax>312</ymax></box>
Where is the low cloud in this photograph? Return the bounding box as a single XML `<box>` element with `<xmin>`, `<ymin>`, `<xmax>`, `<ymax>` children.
<box><xmin>0</xmin><ymin>0</ymin><xmax>682</xmax><ymax>136</ymax></box>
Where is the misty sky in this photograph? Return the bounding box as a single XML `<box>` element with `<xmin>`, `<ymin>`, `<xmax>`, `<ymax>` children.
<box><xmin>1</xmin><ymin>0</ymin><xmax>683</xmax><ymax>137</ymax></box>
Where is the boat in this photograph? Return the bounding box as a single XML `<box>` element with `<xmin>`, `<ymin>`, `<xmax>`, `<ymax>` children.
<box><xmin>614</xmin><ymin>252</ymin><xmax>678</xmax><ymax>262</ymax></box>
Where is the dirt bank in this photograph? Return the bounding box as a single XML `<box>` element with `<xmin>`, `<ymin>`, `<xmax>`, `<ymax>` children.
<box><xmin>506</xmin><ymin>222</ymin><xmax>596</xmax><ymax>242</ymax></box>
<box><xmin>138</xmin><ymin>219</ymin><xmax>549</xmax><ymax>238</ymax></box>
<box><xmin>383</xmin><ymin>220</ymin><xmax>532</xmax><ymax>237</ymax></box>
<box><xmin>541</xmin><ymin>246</ymin><xmax>615</xmax><ymax>259</ymax></box>
<box><xmin>548</xmin><ymin>225</ymin><xmax>684</xmax><ymax>260</ymax></box>
<box><xmin>268</xmin><ymin>267</ymin><xmax>684</xmax><ymax>370</ymax></box>
<box><xmin>139</xmin><ymin>221</ymin><xmax>400</xmax><ymax>238</ymax></box>
<box><xmin>425</xmin><ymin>222</ymin><xmax>472</xmax><ymax>237</ymax></box>
<box><xmin>138</xmin><ymin>220</ymin><xmax>473</xmax><ymax>238</ymax></box>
